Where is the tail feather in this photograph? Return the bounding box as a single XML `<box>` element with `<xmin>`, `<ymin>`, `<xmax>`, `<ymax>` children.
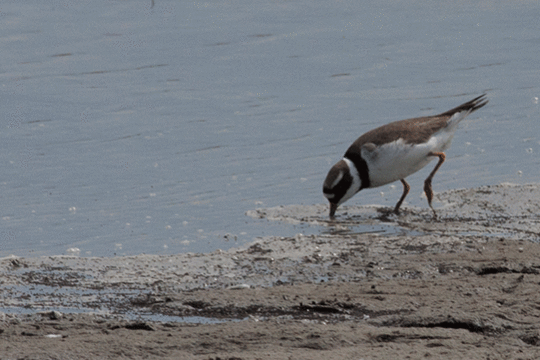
<box><xmin>438</xmin><ymin>94</ymin><xmax>488</xmax><ymax>117</ymax></box>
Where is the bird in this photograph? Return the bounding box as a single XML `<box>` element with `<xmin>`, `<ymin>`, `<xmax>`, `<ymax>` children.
<box><xmin>322</xmin><ymin>94</ymin><xmax>488</xmax><ymax>219</ymax></box>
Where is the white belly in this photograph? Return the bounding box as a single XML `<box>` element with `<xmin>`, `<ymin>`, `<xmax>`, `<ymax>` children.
<box><xmin>363</xmin><ymin>131</ymin><xmax>454</xmax><ymax>188</ymax></box>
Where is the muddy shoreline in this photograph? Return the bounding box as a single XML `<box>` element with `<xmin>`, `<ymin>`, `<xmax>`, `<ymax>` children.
<box><xmin>2</xmin><ymin>183</ymin><xmax>540</xmax><ymax>359</ymax></box>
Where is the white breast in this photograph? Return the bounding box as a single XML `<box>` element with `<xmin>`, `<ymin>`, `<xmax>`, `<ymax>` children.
<box><xmin>363</xmin><ymin>129</ymin><xmax>457</xmax><ymax>188</ymax></box>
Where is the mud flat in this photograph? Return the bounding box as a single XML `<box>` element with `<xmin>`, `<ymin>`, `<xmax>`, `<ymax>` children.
<box><xmin>1</xmin><ymin>183</ymin><xmax>540</xmax><ymax>359</ymax></box>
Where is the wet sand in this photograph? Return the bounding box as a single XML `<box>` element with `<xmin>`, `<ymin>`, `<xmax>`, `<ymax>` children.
<box><xmin>2</xmin><ymin>183</ymin><xmax>540</xmax><ymax>359</ymax></box>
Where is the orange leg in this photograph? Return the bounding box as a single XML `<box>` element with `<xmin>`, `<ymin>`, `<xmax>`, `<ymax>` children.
<box><xmin>424</xmin><ymin>152</ymin><xmax>446</xmax><ymax>218</ymax></box>
<box><xmin>394</xmin><ymin>179</ymin><xmax>410</xmax><ymax>214</ymax></box>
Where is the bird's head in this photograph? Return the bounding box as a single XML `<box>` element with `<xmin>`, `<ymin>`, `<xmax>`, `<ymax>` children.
<box><xmin>322</xmin><ymin>158</ymin><xmax>362</xmax><ymax>218</ymax></box>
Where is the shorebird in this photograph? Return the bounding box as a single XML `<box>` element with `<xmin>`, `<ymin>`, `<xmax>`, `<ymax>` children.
<box><xmin>323</xmin><ymin>94</ymin><xmax>488</xmax><ymax>218</ymax></box>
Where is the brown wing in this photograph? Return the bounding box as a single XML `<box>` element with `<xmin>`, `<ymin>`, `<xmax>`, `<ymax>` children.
<box><xmin>347</xmin><ymin>94</ymin><xmax>488</xmax><ymax>149</ymax></box>
<box><xmin>350</xmin><ymin>115</ymin><xmax>449</xmax><ymax>148</ymax></box>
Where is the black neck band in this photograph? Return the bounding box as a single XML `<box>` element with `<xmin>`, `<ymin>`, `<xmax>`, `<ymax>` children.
<box><xmin>344</xmin><ymin>151</ymin><xmax>370</xmax><ymax>190</ymax></box>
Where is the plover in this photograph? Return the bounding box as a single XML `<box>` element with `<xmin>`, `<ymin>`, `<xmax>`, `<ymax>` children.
<box><xmin>323</xmin><ymin>94</ymin><xmax>488</xmax><ymax>218</ymax></box>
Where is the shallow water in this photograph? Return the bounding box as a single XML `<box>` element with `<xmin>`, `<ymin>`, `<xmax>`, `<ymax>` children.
<box><xmin>0</xmin><ymin>0</ymin><xmax>538</xmax><ymax>257</ymax></box>
<box><xmin>1</xmin><ymin>183</ymin><xmax>539</xmax><ymax>322</ymax></box>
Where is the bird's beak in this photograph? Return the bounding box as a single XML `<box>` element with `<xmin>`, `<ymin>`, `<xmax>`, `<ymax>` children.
<box><xmin>329</xmin><ymin>202</ymin><xmax>338</xmax><ymax>218</ymax></box>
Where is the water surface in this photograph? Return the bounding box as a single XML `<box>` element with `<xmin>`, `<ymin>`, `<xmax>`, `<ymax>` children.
<box><xmin>0</xmin><ymin>0</ymin><xmax>538</xmax><ymax>256</ymax></box>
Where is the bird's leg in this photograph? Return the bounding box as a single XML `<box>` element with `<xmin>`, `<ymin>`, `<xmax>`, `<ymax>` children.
<box><xmin>424</xmin><ymin>152</ymin><xmax>446</xmax><ymax>218</ymax></box>
<box><xmin>394</xmin><ymin>179</ymin><xmax>410</xmax><ymax>214</ymax></box>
